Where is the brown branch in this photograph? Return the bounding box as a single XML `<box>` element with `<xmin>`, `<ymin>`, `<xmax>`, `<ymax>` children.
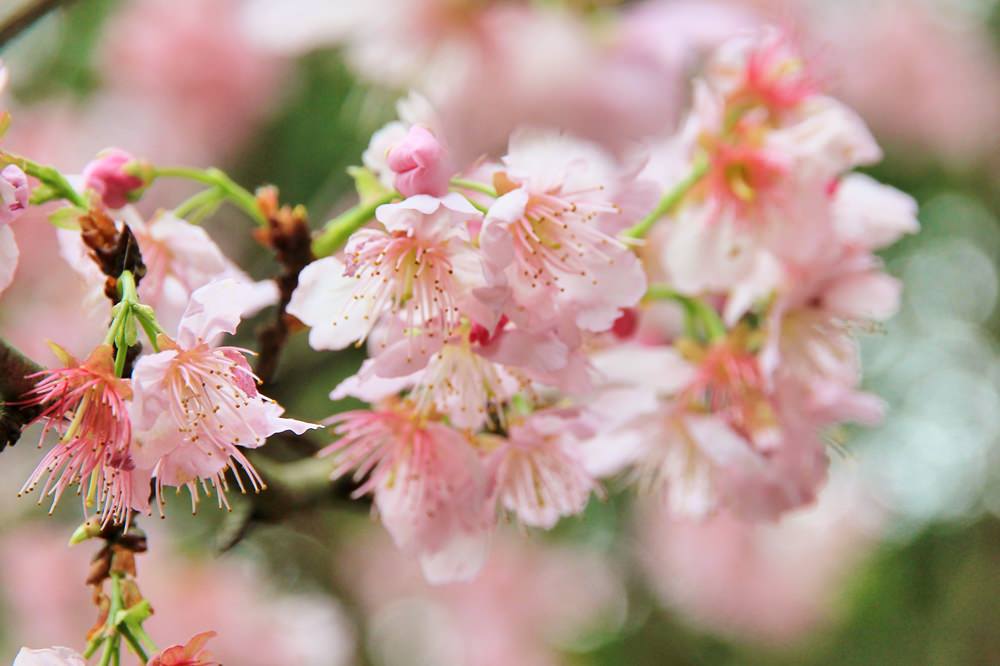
<box><xmin>0</xmin><ymin>0</ymin><xmax>78</xmax><ymax>47</ymax></box>
<box><xmin>253</xmin><ymin>187</ymin><xmax>313</xmax><ymax>388</ymax></box>
<box><xmin>0</xmin><ymin>336</ymin><xmax>44</xmax><ymax>450</ymax></box>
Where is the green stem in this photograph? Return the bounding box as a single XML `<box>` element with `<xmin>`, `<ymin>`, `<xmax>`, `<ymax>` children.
<box><xmin>463</xmin><ymin>195</ymin><xmax>489</xmax><ymax>214</ymax></box>
<box><xmin>150</xmin><ymin>166</ymin><xmax>265</xmax><ymax>226</ymax></box>
<box><xmin>130</xmin><ymin>620</ymin><xmax>158</xmax><ymax>654</ymax></box>
<box><xmin>645</xmin><ymin>284</ymin><xmax>726</xmax><ymax>343</ymax></box>
<box><xmin>450</xmin><ymin>178</ymin><xmax>497</xmax><ymax>198</ymax></box>
<box><xmin>113</xmin><ymin>326</ymin><xmax>128</xmax><ymax>377</ymax></box>
<box><xmin>119</xmin><ymin>624</ymin><xmax>149</xmax><ymax>663</ymax></box>
<box><xmin>103</xmin><ymin>308</ymin><xmax>127</xmax><ymax>346</ymax></box>
<box><xmin>98</xmin><ymin>574</ymin><xmax>125</xmax><ymax>666</ymax></box>
<box><xmin>312</xmin><ymin>191</ymin><xmax>398</xmax><ymax>257</ymax></box>
<box><xmin>0</xmin><ymin>153</ymin><xmax>87</xmax><ymax>208</ymax></box>
<box><xmin>134</xmin><ymin>312</ymin><xmax>162</xmax><ymax>353</ymax></box>
<box><xmin>173</xmin><ymin>187</ymin><xmax>224</xmax><ymax>222</ymax></box>
<box><xmin>118</xmin><ymin>271</ymin><xmax>138</xmax><ymax>303</ymax></box>
<box><xmin>623</xmin><ymin>155</ymin><xmax>709</xmax><ymax>240</ymax></box>
<box><xmin>83</xmin><ymin>637</ymin><xmax>105</xmax><ymax>660</ymax></box>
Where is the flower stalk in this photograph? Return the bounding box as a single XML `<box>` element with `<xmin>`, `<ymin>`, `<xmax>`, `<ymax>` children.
<box><xmin>0</xmin><ymin>152</ymin><xmax>87</xmax><ymax>208</ymax></box>
<box><xmin>623</xmin><ymin>154</ymin><xmax>709</xmax><ymax>240</ymax></box>
<box><xmin>312</xmin><ymin>190</ymin><xmax>398</xmax><ymax>257</ymax></box>
<box><xmin>144</xmin><ymin>165</ymin><xmax>267</xmax><ymax>226</ymax></box>
<box><xmin>645</xmin><ymin>283</ymin><xmax>726</xmax><ymax>342</ymax></box>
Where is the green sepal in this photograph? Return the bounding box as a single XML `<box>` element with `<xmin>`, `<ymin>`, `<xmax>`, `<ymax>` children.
<box><xmin>47</xmin><ymin>205</ymin><xmax>84</xmax><ymax>230</ymax></box>
<box><xmin>348</xmin><ymin>165</ymin><xmax>390</xmax><ymax>205</ymax></box>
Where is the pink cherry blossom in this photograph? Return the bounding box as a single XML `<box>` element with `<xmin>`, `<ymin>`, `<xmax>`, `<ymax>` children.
<box><xmin>655</xmin><ymin>29</ymin><xmax>881</xmax><ymax>298</ymax></box>
<box><xmin>485</xmin><ymin>407</ymin><xmax>598</xmax><ymax>528</ymax></box>
<box><xmin>288</xmin><ymin>193</ymin><xmax>485</xmax><ymax>351</ymax></box>
<box><xmin>13</xmin><ymin>646</ymin><xmax>87</xmax><ymax>666</ymax></box>
<box><xmin>148</xmin><ymin>631</ymin><xmax>219</xmax><ymax>666</ymax></box>
<box><xmin>0</xmin><ymin>164</ymin><xmax>30</xmax><ymax>295</ymax></box>
<box><xmin>480</xmin><ymin>129</ymin><xmax>648</xmax><ymax>333</ymax></box>
<box><xmin>340</xmin><ymin>528</ymin><xmax>626</xmax><ymax>666</ymax></box>
<box><xmin>387</xmin><ymin>125</ymin><xmax>451</xmax><ymax>197</ymax></box>
<box><xmin>336</xmin><ymin>312</ymin><xmax>588</xmax><ymax>431</ymax></box>
<box><xmin>130</xmin><ymin>279</ymin><xmax>315</xmax><ymax>512</ymax></box>
<box><xmin>82</xmin><ymin>147</ymin><xmax>145</xmax><ymax>209</ymax></box>
<box><xmin>0</xmin><ymin>164</ymin><xmax>30</xmax><ymax>224</ymax></box>
<box><xmin>816</xmin><ymin>1</ymin><xmax>1000</xmax><ymax>163</ymax></box>
<box><xmin>0</xmin><ymin>221</ymin><xmax>17</xmax><ymax>297</ymax></box>
<box><xmin>832</xmin><ymin>173</ymin><xmax>919</xmax><ymax>251</ymax></box>
<box><xmin>362</xmin><ymin>92</ymin><xmax>442</xmax><ymax>191</ymax></box>
<box><xmin>584</xmin><ymin>337</ymin><xmax>830</xmax><ymax>520</ymax></box>
<box><xmin>322</xmin><ymin>401</ymin><xmax>490</xmax><ymax>583</ymax></box>
<box><xmin>709</xmin><ymin>27</ymin><xmax>818</xmax><ymax>114</ymax></box>
<box><xmin>638</xmin><ymin>472</ymin><xmax>884</xmax><ymax>645</ymax></box>
<box><xmin>17</xmin><ymin>343</ymin><xmax>148</xmax><ymax>525</ymax></box>
<box><xmin>102</xmin><ymin>0</ymin><xmax>285</xmax><ymax>160</ymax></box>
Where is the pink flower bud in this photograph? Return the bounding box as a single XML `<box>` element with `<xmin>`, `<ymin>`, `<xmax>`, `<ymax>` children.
<box><xmin>82</xmin><ymin>148</ymin><xmax>144</xmax><ymax>209</ymax></box>
<box><xmin>386</xmin><ymin>125</ymin><xmax>450</xmax><ymax>197</ymax></box>
<box><xmin>0</xmin><ymin>165</ymin><xmax>29</xmax><ymax>224</ymax></box>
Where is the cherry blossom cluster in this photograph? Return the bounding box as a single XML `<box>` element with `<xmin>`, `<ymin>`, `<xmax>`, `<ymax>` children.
<box><xmin>0</xmin><ymin>27</ymin><xmax>916</xmax><ymax>596</ymax></box>
<box><xmin>283</xmin><ymin>28</ymin><xmax>918</xmax><ymax>582</ymax></box>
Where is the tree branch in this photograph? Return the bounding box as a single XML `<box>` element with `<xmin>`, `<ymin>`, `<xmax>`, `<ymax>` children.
<box><xmin>0</xmin><ymin>336</ymin><xmax>44</xmax><ymax>450</ymax></box>
<box><xmin>253</xmin><ymin>189</ymin><xmax>314</xmax><ymax>388</ymax></box>
<box><xmin>0</xmin><ymin>0</ymin><xmax>78</xmax><ymax>48</ymax></box>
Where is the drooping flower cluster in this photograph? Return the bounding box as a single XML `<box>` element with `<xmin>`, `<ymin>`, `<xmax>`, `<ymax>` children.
<box><xmin>286</xmin><ymin>28</ymin><xmax>916</xmax><ymax>582</ymax></box>
<box><xmin>17</xmin><ymin>279</ymin><xmax>314</xmax><ymax>525</ymax></box>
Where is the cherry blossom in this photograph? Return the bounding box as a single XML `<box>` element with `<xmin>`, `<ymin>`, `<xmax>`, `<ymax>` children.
<box><xmin>0</xmin><ymin>164</ymin><xmax>29</xmax><ymax>294</ymax></box>
<box><xmin>147</xmin><ymin>631</ymin><xmax>219</xmax><ymax>666</ymax></box>
<box><xmin>288</xmin><ymin>194</ymin><xmax>486</xmax><ymax>352</ymax></box>
<box><xmin>485</xmin><ymin>407</ymin><xmax>598</xmax><ymax>528</ymax></box>
<box><xmin>480</xmin><ymin>129</ymin><xmax>648</xmax><ymax>333</ymax></box>
<box><xmin>387</xmin><ymin>124</ymin><xmax>451</xmax><ymax>197</ymax></box>
<box><xmin>18</xmin><ymin>343</ymin><xmax>147</xmax><ymax>525</ymax></box>
<box><xmin>130</xmin><ymin>280</ymin><xmax>316</xmax><ymax>511</ymax></box>
<box><xmin>322</xmin><ymin>400</ymin><xmax>490</xmax><ymax>583</ymax></box>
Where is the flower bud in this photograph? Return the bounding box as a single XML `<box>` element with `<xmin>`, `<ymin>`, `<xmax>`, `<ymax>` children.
<box><xmin>82</xmin><ymin>148</ymin><xmax>145</xmax><ymax>209</ymax></box>
<box><xmin>386</xmin><ymin>125</ymin><xmax>450</xmax><ymax>197</ymax></box>
<box><xmin>0</xmin><ymin>164</ymin><xmax>29</xmax><ymax>224</ymax></box>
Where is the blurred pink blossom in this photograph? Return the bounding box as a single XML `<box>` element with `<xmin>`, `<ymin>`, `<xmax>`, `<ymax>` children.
<box><xmin>102</xmin><ymin>0</ymin><xmax>285</xmax><ymax>160</ymax></box>
<box><xmin>340</xmin><ymin>529</ymin><xmax>626</xmax><ymax>666</ymax></box>
<box><xmin>637</xmin><ymin>472</ymin><xmax>885</xmax><ymax>645</ymax></box>
<box><xmin>0</xmin><ymin>525</ymin><xmax>355</xmax><ymax>665</ymax></box>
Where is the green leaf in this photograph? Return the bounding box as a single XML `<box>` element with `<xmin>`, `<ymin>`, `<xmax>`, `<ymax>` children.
<box><xmin>47</xmin><ymin>205</ymin><xmax>83</xmax><ymax>230</ymax></box>
<box><xmin>348</xmin><ymin>165</ymin><xmax>390</xmax><ymax>205</ymax></box>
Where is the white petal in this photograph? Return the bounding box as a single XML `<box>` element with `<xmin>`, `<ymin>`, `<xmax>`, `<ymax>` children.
<box><xmin>0</xmin><ymin>224</ymin><xmax>18</xmax><ymax>295</ymax></box>
<box><xmin>287</xmin><ymin>256</ymin><xmax>374</xmax><ymax>351</ymax></box>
